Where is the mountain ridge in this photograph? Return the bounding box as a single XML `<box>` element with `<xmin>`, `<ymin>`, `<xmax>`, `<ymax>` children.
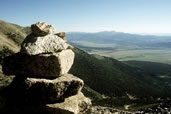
<box><xmin>1</xmin><ymin>19</ymin><xmax>171</xmax><ymax>108</ymax></box>
<box><xmin>67</xmin><ymin>31</ymin><xmax>171</xmax><ymax>64</ymax></box>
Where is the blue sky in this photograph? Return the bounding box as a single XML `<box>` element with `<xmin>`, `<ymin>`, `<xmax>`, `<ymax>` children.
<box><xmin>0</xmin><ymin>0</ymin><xmax>171</xmax><ymax>34</ymax></box>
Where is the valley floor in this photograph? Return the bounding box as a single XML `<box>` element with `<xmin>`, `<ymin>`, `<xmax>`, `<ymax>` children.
<box><xmin>88</xmin><ymin>48</ymin><xmax>171</xmax><ymax>65</ymax></box>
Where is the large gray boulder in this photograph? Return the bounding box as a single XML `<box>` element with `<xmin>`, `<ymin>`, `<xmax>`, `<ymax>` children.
<box><xmin>45</xmin><ymin>92</ymin><xmax>91</xmax><ymax>114</ymax></box>
<box><xmin>20</xmin><ymin>34</ymin><xmax>71</xmax><ymax>55</ymax></box>
<box><xmin>77</xmin><ymin>92</ymin><xmax>92</xmax><ymax>113</ymax></box>
<box><xmin>45</xmin><ymin>92</ymin><xmax>81</xmax><ymax>114</ymax></box>
<box><xmin>2</xmin><ymin>49</ymin><xmax>74</xmax><ymax>78</ymax></box>
<box><xmin>3</xmin><ymin>74</ymin><xmax>83</xmax><ymax>104</ymax></box>
<box><xmin>31</xmin><ymin>22</ymin><xmax>55</xmax><ymax>36</ymax></box>
<box><xmin>1</xmin><ymin>92</ymin><xmax>91</xmax><ymax>114</ymax></box>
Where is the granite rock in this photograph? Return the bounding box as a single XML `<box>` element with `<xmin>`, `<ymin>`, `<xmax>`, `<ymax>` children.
<box><xmin>2</xmin><ymin>49</ymin><xmax>74</xmax><ymax>78</ymax></box>
<box><xmin>3</xmin><ymin>74</ymin><xmax>83</xmax><ymax>104</ymax></box>
<box><xmin>20</xmin><ymin>34</ymin><xmax>71</xmax><ymax>55</ymax></box>
<box><xmin>1</xmin><ymin>92</ymin><xmax>91</xmax><ymax>114</ymax></box>
<box><xmin>31</xmin><ymin>22</ymin><xmax>55</xmax><ymax>36</ymax></box>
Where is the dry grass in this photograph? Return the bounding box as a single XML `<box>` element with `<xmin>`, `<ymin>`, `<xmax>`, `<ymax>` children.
<box><xmin>0</xmin><ymin>33</ymin><xmax>20</xmax><ymax>52</ymax></box>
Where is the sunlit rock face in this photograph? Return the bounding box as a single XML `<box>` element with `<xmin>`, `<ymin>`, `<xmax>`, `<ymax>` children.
<box><xmin>1</xmin><ymin>22</ymin><xmax>91</xmax><ymax>114</ymax></box>
<box><xmin>31</xmin><ymin>22</ymin><xmax>55</xmax><ymax>36</ymax></box>
<box><xmin>20</xmin><ymin>34</ymin><xmax>71</xmax><ymax>55</ymax></box>
<box><xmin>3</xmin><ymin>49</ymin><xmax>74</xmax><ymax>78</ymax></box>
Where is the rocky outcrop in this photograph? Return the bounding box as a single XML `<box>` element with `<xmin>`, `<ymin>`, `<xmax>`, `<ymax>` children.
<box><xmin>77</xmin><ymin>92</ymin><xmax>92</xmax><ymax>113</ymax></box>
<box><xmin>86</xmin><ymin>106</ymin><xmax>133</xmax><ymax>114</ymax></box>
<box><xmin>1</xmin><ymin>92</ymin><xmax>91</xmax><ymax>114</ymax></box>
<box><xmin>3</xmin><ymin>49</ymin><xmax>74</xmax><ymax>78</ymax></box>
<box><xmin>5</xmin><ymin>74</ymin><xmax>83</xmax><ymax>104</ymax></box>
<box><xmin>135</xmin><ymin>99</ymin><xmax>171</xmax><ymax>114</ymax></box>
<box><xmin>55</xmin><ymin>32</ymin><xmax>67</xmax><ymax>41</ymax></box>
<box><xmin>20</xmin><ymin>34</ymin><xmax>71</xmax><ymax>55</ymax></box>
<box><xmin>31</xmin><ymin>22</ymin><xmax>55</xmax><ymax>36</ymax></box>
<box><xmin>1</xmin><ymin>22</ymin><xmax>91</xmax><ymax>114</ymax></box>
<box><xmin>46</xmin><ymin>92</ymin><xmax>91</xmax><ymax>114</ymax></box>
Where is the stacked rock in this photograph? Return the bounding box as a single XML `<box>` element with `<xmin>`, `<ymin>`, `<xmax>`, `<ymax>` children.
<box><xmin>1</xmin><ymin>22</ymin><xmax>91</xmax><ymax>114</ymax></box>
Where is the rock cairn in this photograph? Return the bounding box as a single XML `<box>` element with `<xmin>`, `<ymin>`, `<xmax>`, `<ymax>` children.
<box><xmin>1</xmin><ymin>22</ymin><xmax>91</xmax><ymax>114</ymax></box>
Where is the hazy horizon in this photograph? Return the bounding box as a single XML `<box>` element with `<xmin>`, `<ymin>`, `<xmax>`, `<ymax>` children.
<box><xmin>67</xmin><ymin>30</ymin><xmax>171</xmax><ymax>36</ymax></box>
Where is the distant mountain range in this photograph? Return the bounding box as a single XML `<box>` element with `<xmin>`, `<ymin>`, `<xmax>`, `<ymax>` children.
<box><xmin>67</xmin><ymin>31</ymin><xmax>171</xmax><ymax>64</ymax></box>
<box><xmin>67</xmin><ymin>31</ymin><xmax>171</xmax><ymax>49</ymax></box>
<box><xmin>1</xmin><ymin>19</ymin><xmax>171</xmax><ymax>108</ymax></box>
<box><xmin>66</xmin><ymin>31</ymin><xmax>171</xmax><ymax>56</ymax></box>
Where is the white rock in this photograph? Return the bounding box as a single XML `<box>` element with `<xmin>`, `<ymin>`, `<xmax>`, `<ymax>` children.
<box><xmin>20</xmin><ymin>34</ymin><xmax>71</xmax><ymax>55</ymax></box>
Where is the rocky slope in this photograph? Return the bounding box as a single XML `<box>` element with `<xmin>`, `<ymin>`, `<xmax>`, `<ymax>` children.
<box><xmin>0</xmin><ymin>19</ymin><xmax>30</xmax><ymax>51</ymax></box>
<box><xmin>1</xmin><ymin>22</ymin><xmax>91</xmax><ymax>114</ymax></box>
<box><xmin>0</xmin><ymin>19</ymin><xmax>171</xmax><ymax>113</ymax></box>
<box><xmin>71</xmin><ymin>48</ymin><xmax>171</xmax><ymax>98</ymax></box>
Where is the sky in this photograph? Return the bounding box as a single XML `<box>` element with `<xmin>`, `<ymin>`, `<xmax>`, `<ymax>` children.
<box><xmin>0</xmin><ymin>0</ymin><xmax>171</xmax><ymax>34</ymax></box>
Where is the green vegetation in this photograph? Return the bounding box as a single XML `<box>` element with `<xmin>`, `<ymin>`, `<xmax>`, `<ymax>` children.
<box><xmin>125</xmin><ymin>60</ymin><xmax>171</xmax><ymax>88</ymax></box>
<box><xmin>125</xmin><ymin>60</ymin><xmax>171</xmax><ymax>75</ymax></box>
<box><xmin>82</xmin><ymin>85</ymin><xmax>103</xmax><ymax>101</ymax></box>
<box><xmin>70</xmin><ymin>48</ymin><xmax>171</xmax><ymax>98</ymax></box>
<box><xmin>0</xmin><ymin>65</ymin><xmax>13</xmax><ymax>91</ymax></box>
